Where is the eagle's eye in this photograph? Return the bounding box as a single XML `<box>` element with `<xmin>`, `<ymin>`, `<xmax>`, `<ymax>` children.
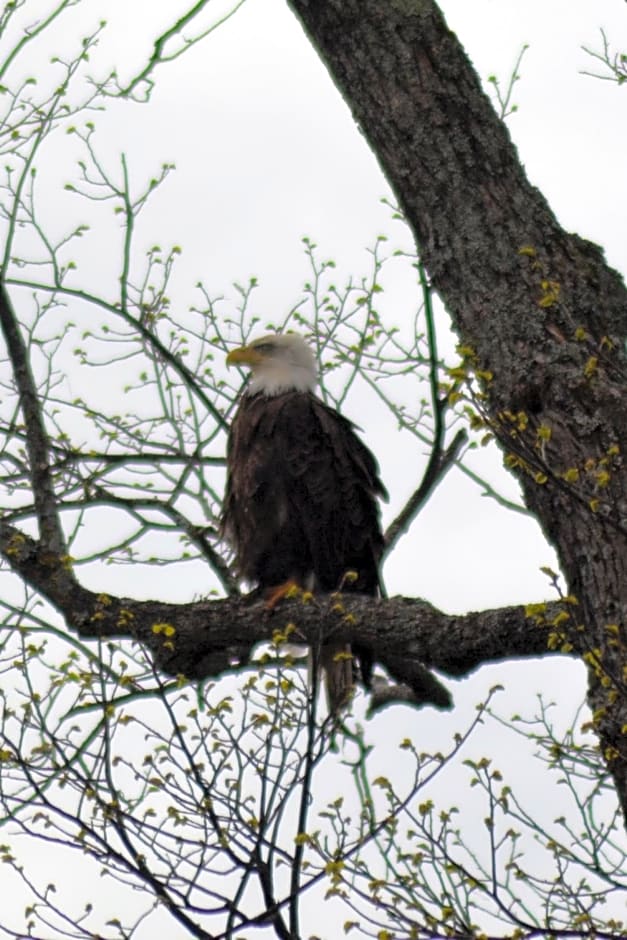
<box><xmin>254</xmin><ymin>342</ymin><xmax>274</xmax><ymax>353</ymax></box>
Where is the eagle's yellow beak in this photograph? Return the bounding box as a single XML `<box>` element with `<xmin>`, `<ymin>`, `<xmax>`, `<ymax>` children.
<box><xmin>226</xmin><ymin>345</ymin><xmax>264</xmax><ymax>367</ymax></box>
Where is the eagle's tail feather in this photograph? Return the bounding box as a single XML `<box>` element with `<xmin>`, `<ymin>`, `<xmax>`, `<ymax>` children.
<box><xmin>320</xmin><ymin>642</ymin><xmax>354</xmax><ymax>716</ymax></box>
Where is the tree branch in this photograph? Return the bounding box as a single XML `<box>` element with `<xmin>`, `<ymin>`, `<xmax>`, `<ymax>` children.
<box><xmin>383</xmin><ymin>262</ymin><xmax>469</xmax><ymax>556</ymax></box>
<box><xmin>0</xmin><ymin>285</ymin><xmax>66</xmax><ymax>555</ymax></box>
<box><xmin>116</xmin><ymin>0</ymin><xmax>248</xmax><ymax>98</ymax></box>
<box><xmin>0</xmin><ymin>521</ymin><xmax>571</xmax><ymax>713</ymax></box>
<box><xmin>6</xmin><ymin>277</ymin><xmax>230</xmax><ymax>433</ymax></box>
<box><xmin>384</xmin><ymin>427</ymin><xmax>467</xmax><ymax>555</ymax></box>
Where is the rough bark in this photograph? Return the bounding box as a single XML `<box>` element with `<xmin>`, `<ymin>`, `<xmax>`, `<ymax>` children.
<box><xmin>286</xmin><ymin>0</ymin><xmax>627</xmax><ymax>817</ymax></box>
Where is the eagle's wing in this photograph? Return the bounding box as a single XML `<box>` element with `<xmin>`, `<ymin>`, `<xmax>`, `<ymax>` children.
<box><xmin>222</xmin><ymin>390</ymin><xmax>385</xmax><ymax>713</ymax></box>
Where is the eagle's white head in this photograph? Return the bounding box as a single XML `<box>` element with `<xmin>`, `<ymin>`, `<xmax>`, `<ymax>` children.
<box><xmin>226</xmin><ymin>332</ymin><xmax>317</xmax><ymax>396</ymax></box>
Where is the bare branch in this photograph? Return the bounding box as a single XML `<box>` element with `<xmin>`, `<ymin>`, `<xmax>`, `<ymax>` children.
<box><xmin>383</xmin><ymin>261</ymin><xmax>461</xmax><ymax>556</ymax></box>
<box><xmin>384</xmin><ymin>427</ymin><xmax>467</xmax><ymax>555</ymax></box>
<box><xmin>0</xmin><ymin>0</ymin><xmax>79</xmax><ymax>85</ymax></box>
<box><xmin>114</xmin><ymin>0</ymin><xmax>249</xmax><ymax>99</ymax></box>
<box><xmin>0</xmin><ymin>286</ymin><xmax>66</xmax><ymax>554</ymax></box>
<box><xmin>0</xmin><ymin>521</ymin><xmax>570</xmax><ymax>711</ymax></box>
<box><xmin>486</xmin><ymin>44</ymin><xmax>529</xmax><ymax>120</ymax></box>
<box><xmin>581</xmin><ymin>29</ymin><xmax>627</xmax><ymax>85</ymax></box>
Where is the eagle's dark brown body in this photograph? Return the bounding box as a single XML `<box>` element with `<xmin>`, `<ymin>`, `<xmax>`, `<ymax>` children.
<box><xmin>222</xmin><ymin>390</ymin><xmax>385</xmax><ymax>592</ymax></box>
<box><xmin>222</xmin><ymin>389</ymin><xmax>386</xmax><ymax>705</ymax></box>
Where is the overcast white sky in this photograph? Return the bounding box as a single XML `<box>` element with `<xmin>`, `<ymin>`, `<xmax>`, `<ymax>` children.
<box><xmin>2</xmin><ymin>0</ymin><xmax>627</xmax><ymax>935</ymax></box>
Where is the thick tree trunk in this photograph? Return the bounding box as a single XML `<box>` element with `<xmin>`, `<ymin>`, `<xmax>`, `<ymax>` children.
<box><xmin>287</xmin><ymin>0</ymin><xmax>627</xmax><ymax>816</ymax></box>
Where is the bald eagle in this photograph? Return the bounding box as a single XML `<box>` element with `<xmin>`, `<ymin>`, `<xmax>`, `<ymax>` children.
<box><xmin>221</xmin><ymin>332</ymin><xmax>386</xmax><ymax>714</ymax></box>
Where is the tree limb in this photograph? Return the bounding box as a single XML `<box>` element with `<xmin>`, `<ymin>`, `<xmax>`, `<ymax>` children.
<box><xmin>384</xmin><ymin>261</ymin><xmax>469</xmax><ymax>556</ymax></box>
<box><xmin>0</xmin><ymin>285</ymin><xmax>66</xmax><ymax>555</ymax></box>
<box><xmin>0</xmin><ymin>521</ymin><xmax>571</xmax><ymax>712</ymax></box>
<box><xmin>384</xmin><ymin>427</ymin><xmax>467</xmax><ymax>555</ymax></box>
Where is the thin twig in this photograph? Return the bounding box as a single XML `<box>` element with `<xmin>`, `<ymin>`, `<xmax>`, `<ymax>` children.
<box><xmin>6</xmin><ymin>276</ymin><xmax>229</xmax><ymax>432</ymax></box>
<box><xmin>384</xmin><ymin>428</ymin><xmax>467</xmax><ymax>556</ymax></box>
<box><xmin>383</xmin><ymin>264</ymin><xmax>463</xmax><ymax>556</ymax></box>
<box><xmin>117</xmin><ymin>0</ymin><xmax>248</xmax><ymax>98</ymax></box>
